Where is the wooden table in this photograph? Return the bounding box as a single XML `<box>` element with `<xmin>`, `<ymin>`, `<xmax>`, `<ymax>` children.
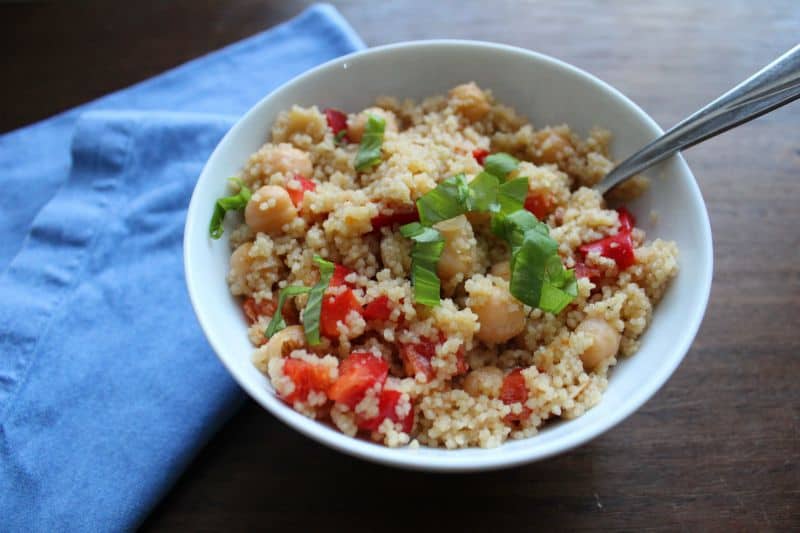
<box><xmin>4</xmin><ymin>1</ymin><xmax>798</xmax><ymax>530</ymax></box>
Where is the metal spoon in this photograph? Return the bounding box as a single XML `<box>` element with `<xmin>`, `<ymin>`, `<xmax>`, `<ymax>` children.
<box><xmin>596</xmin><ymin>43</ymin><xmax>800</xmax><ymax>195</ymax></box>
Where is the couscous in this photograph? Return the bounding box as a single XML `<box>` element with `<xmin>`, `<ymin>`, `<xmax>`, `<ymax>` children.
<box><xmin>211</xmin><ymin>83</ymin><xmax>678</xmax><ymax>449</ymax></box>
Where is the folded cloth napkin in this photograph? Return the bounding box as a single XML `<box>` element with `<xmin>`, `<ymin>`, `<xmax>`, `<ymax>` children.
<box><xmin>0</xmin><ymin>5</ymin><xmax>364</xmax><ymax>531</ymax></box>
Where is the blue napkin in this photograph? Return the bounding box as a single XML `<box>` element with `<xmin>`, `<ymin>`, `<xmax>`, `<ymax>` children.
<box><xmin>0</xmin><ymin>5</ymin><xmax>364</xmax><ymax>531</ymax></box>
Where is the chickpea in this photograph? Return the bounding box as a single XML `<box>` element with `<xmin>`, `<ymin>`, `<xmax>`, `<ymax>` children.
<box><xmin>252</xmin><ymin>325</ymin><xmax>306</xmax><ymax>373</ymax></box>
<box><xmin>228</xmin><ymin>242</ymin><xmax>253</xmax><ymax>296</ymax></box>
<box><xmin>490</xmin><ymin>260</ymin><xmax>511</xmax><ymax>281</ymax></box>
<box><xmin>463</xmin><ymin>366</ymin><xmax>505</xmax><ymax>398</ymax></box>
<box><xmin>434</xmin><ymin>215</ymin><xmax>477</xmax><ymax>281</ymax></box>
<box><xmin>576</xmin><ymin>318</ymin><xmax>621</xmax><ymax>371</ymax></box>
<box><xmin>245</xmin><ymin>185</ymin><xmax>297</xmax><ymax>235</ymax></box>
<box><xmin>347</xmin><ymin>107</ymin><xmax>398</xmax><ymax>143</ymax></box>
<box><xmin>449</xmin><ymin>82</ymin><xmax>491</xmax><ymax>121</ymax></box>
<box><xmin>260</xmin><ymin>143</ymin><xmax>313</xmax><ymax>177</ymax></box>
<box><xmin>470</xmin><ymin>284</ymin><xmax>527</xmax><ymax>344</ymax></box>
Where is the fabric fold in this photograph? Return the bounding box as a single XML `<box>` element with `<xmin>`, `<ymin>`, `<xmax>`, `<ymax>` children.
<box><xmin>0</xmin><ymin>4</ymin><xmax>365</xmax><ymax>530</ymax></box>
<box><xmin>0</xmin><ymin>3</ymin><xmax>365</xmax><ymax>271</ymax></box>
<box><xmin>0</xmin><ymin>111</ymin><xmax>242</xmax><ymax>531</ymax></box>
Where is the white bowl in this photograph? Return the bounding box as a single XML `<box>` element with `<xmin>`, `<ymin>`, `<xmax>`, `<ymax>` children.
<box><xmin>184</xmin><ymin>40</ymin><xmax>713</xmax><ymax>471</ymax></box>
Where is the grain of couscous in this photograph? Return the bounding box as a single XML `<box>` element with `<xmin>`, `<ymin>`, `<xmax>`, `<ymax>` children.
<box><xmin>212</xmin><ymin>83</ymin><xmax>678</xmax><ymax>449</ymax></box>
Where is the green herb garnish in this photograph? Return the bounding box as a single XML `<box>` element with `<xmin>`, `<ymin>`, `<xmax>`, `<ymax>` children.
<box><xmin>334</xmin><ymin>130</ymin><xmax>347</xmax><ymax>146</ymax></box>
<box><xmin>354</xmin><ymin>114</ymin><xmax>386</xmax><ymax>171</ymax></box>
<box><xmin>463</xmin><ymin>172</ymin><xmax>500</xmax><ymax>212</ymax></box>
<box><xmin>483</xmin><ymin>152</ymin><xmax>519</xmax><ymax>180</ymax></box>
<box><xmin>495</xmin><ymin>176</ymin><xmax>529</xmax><ymax>215</ymax></box>
<box><xmin>302</xmin><ymin>256</ymin><xmax>336</xmax><ymax>345</ymax></box>
<box><xmin>209</xmin><ymin>178</ymin><xmax>251</xmax><ymax>239</ymax></box>
<box><xmin>491</xmin><ymin>209</ymin><xmax>548</xmax><ymax>248</ymax></box>
<box><xmin>399</xmin><ymin>150</ymin><xmax>575</xmax><ymax>313</ymax></box>
<box><xmin>400</xmin><ymin>222</ymin><xmax>445</xmax><ymax>307</ymax></box>
<box><xmin>265</xmin><ymin>285</ymin><xmax>311</xmax><ymax>338</ymax></box>
<box><xmin>496</xmin><ymin>211</ymin><xmax>577</xmax><ymax>314</ymax></box>
<box><xmin>264</xmin><ymin>255</ymin><xmax>336</xmax><ymax>345</ymax></box>
<box><xmin>416</xmin><ymin>174</ymin><xmax>472</xmax><ymax>226</ymax></box>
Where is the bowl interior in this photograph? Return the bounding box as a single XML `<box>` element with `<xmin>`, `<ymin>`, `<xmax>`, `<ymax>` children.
<box><xmin>184</xmin><ymin>41</ymin><xmax>712</xmax><ymax>471</ymax></box>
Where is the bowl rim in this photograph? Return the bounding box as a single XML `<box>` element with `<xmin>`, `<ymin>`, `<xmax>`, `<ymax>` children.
<box><xmin>184</xmin><ymin>39</ymin><xmax>713</xmax><ymax>471</ymax></box>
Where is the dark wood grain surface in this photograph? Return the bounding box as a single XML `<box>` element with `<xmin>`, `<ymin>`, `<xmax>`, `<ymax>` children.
<box><xmin>4</xmin><ymin>1</ymin><xmax>799</xmax><ymax>530</ymax></box>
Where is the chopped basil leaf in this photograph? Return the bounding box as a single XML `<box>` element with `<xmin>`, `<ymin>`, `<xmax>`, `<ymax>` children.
<box><xmin>263</xmin><ymin>255</ymin><xmax>336</xmax><ymax>344</ymax></box>
<box><xmin>465</xmin><ymin>172</ymin><xmax>500</xmax><ymax>212</ymax></box>
<box><xmin>539</xmin><ymin>256</ymin><xmax>577</xmax><ymax>314</ymax></box>
<box><xmin>416</xmin><ymin>174</ymin><xmax>471</xmax><ymax>226</ymax></box>
<box><xmin>334</xmin><ymin>130</ymin><xmax>347</xmax><ymax>146</ymax></box>
<box><xmin>508</xmin><ymin>228</ymin><xmax>557</xmax><ymax>310</ymax></box>
<box><xmin>302</xmin><ymin>256</ymin><xmax>336</xmax><ymax>345</ymax></box>
<box><xmin>491</xmin><ymin>209</ymin><xmax>548</xmax><ymax>248</ymax></box>
<box><xmin>404</xmin><ymin>149</ymin><xmax>573</xmax><ymax>313</ymax></box>
<box><xmin>400</xmin><ymin>222</ymin><xmax>445</xmax><ymax>307</ymax></box>
<box><xmin>500</xmin><ymin>213</ymin><xmax>576</xmax><ymax>314</ymax></box>
<box><xmin>483</xmin><ymin>152</ymin><xmax>519</xmax><ymax>180</ymax></box>
<box><xmin>496</xmin><ymin>176</ymin><xmax>529</xmax><ymax>215</ymax></box>
<box><xmin>416</xmin><ymin>170</ymin><xmax>529</xmax><ymax>228</ymax></box>
<box><xmin>265</xmin><ymin>285</ymin><xmax>311</xmax><ymax>338</ymax></box>
<box><xmin>209</xmin><ymin>178</ymin><xmax>251</xmax><ymax>239</ymax></box>
<box><xmin>209</xmin><ymin>204</ymin><xmax>226</xmax><ymax>239</ymax></box>
<box><xmin>354</xmin><ymin>114</ymin><xmax>386</xmax><ymax>171</ymax></box>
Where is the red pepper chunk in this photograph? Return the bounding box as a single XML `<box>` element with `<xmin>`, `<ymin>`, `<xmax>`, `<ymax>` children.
<box><xmin>320</xmin><ymin>289</ymin><xmax>362</xmax><ymax>339</ymax></box>
<box><xmin>524</xmin><ymin>192</ymin><xmax>555</xmax><ymax>220</ymax></box>
<box><xmin>577</xmin><ymin>207</ymin><xmax>637</xmax><ymax>270</ymax></box>
<box><xmin>472</xmin><ymin>148</ymin><xmax>490</xmax><ymax>165</ymax></box>
<box><xmin>330</xmin><ymin>264</ymin><xmax>355</xmax><ymax>288</ymax></box>
<box><xmin>287</xmin><ymin>175</ymin><xmax>316</xmax><ymax>207</ymax></box>
<box><xmin>501</xmin><ymin>368</ymin><xmax>532</xmax><ymax>423</ymax></box>
<box><xmin>280</xmin><ymin>359</ymin><xmax>335</xmax><ymax>404</ymax></box>
<box><xmin>358</xmin><ymin>389</ymin><xmax>414</xmax><ymax>433</ymax></box>
<box><xmin>328</xmin><ymin>352</ymin><xmax>389</xmax><ymax>409</ymax></box>
<box><xmin>363</xmin><ymin>295</ymin><xmax>392</xmax><ymax>321</ymax></box>
<box><xmin>324</xmin><ymin>108</ymin><xmax>349</xmax><ymax>142</ymax></box>
<box><xmin>242</xmin><ymin>297</ymin><xmax>298</xmax><ymax>326</ymax></box>
<box><xmin>399</xmin><ymin>340</ymin><xmax>436</xmax><ymax>381</ymax></box>
<box><xmin>242</xmin><ymin>297</ymin><xmax>263</xmax><ymax>325</ymax></box>
<box><xmin>616</xmin><ymin>206</ymin><xmax>636</xmax><ymax>232</ymax></box>
<box><xmin>399</xmin><ymin>335</ymin><xmax>467</xmax><ymax>382</ymax></box>
<box><xmin>574</xmin><ymin>261</ymin><xmax>602</xmax><ymax>281</ymax></box>
<box><xmin>370</xmin><ymin>209</ymin><xmax>420</xmax><ymax>231</ymax></box>
<box><xmin>455</xmin><ymin>344</ymin><xmax>469</xmax><ymax>375</ymax></box>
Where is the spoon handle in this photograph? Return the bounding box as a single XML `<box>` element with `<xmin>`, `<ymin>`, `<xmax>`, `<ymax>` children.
<box><xmin>597</xmin><ymin>43</ymin><xmax>800</xmax><ymax>195</ymax></box>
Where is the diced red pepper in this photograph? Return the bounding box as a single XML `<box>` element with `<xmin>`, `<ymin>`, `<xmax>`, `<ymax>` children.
<box><xmin>330</xmin><ymin>264</ymin><xmax>355</xmax><ymax>288</ymax></box>
<box><xmin>324</xmin><ymin>108</ymin><xmax>349</xmax><ymax>142</ymax></box>
<box><xmin>472</xmin><ymin>148</ymin><xmax>490</xmax><ymax>165</ymax></box>
<box><xmin>243</xmin><ymin>296</ymin><xmax>298</xmax><ymax>326</ymax></box>
<box><xmin>399</xmin><ymin>334</ymin><xmax>467</xmax><ymax>381</ymax></box>
<box><xmin>501</xmin><ymin>368</ymin><xmax>532</xmax><ymax>423</ymax></box>
<box><xmin>573</xmin><ymin>261</ymin><xmax>602</xmax><ymax>281</ymax></box>
<box><xmin>242</xmin><ymin>297</ymin><xmax>263</xmax><ymax>325</ymax></box>
<box><xmin>358</xmin><ymin>389</ymin><xmax>414</xmax><ymax>433</ymax></box>
<box><xmin>320</xmin><ymin>289</ymin><xmax>362</xmax><ymax>339</ymax></box>
<box><xmin>455</xmin><ymin>344</ymin><xmax>469</xmax><ymax>375</ymax></box>
<box><xmin>286</xmin><ymin>174</ymin><xmax>316</xmax><ymax>207</ymax></box>
<box><xmin>363</xmin><ymin>295</ymin><xmax>392</xmax><ymax>321</ymax></box>
<box><xmin>328</xmin><ymin>352</ymin><xmax>389</xmax><ymax>408</ymax></box>
<box><xmin>280</xmin><ymin>358</ymin><xmax>335</xmax><ymax>404</ymax></box>
<box><xmin>616</xmin><ymin>206</ymin><xmax>636</xmax><ymax>232</ymax></box>
<box><xmin>399</xmin><ymin>340</ymin><xmax>436</xmax><ymax>381</ymax></box>
<box><xmin>577</xmin><ymin>207</ymin><xmax>637</xmax><ymax>270</ymax></box>
<box><xmin>370</xmin><ymin>209</ymin><xmax>420</xmax><ymax>231</ymax></box>
<box><xmin>578</xmin><ymin>231</ymin><xmax>635</xmax><ymax>270</ymax></box>
<box><xmin>524</xmin><ymin>192</ymin><xmax>555</xmax><ymax>220</ymax></box>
